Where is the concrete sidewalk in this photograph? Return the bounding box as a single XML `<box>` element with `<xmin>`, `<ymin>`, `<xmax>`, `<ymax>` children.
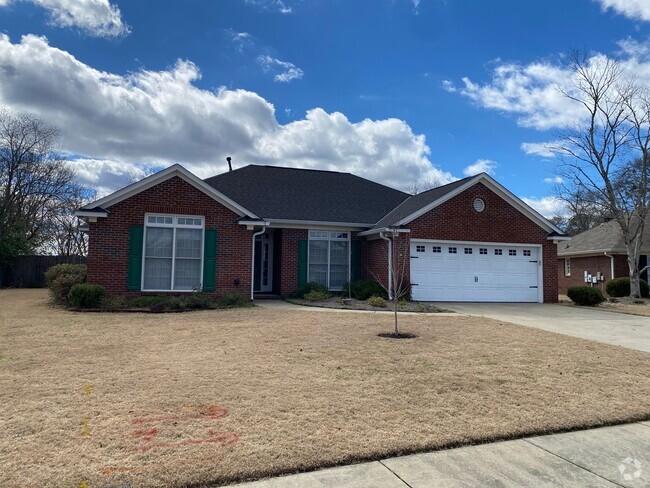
<box><xmin>234</xmin><ymin>422</ymin><xmax>650</xmax><ymax>487</ymax></box>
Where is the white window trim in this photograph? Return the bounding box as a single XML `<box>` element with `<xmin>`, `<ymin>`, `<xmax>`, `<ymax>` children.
<box><xmin>308</xmin><ymin>230</ymin><xmax>351</xmax><ymax>291</ymax></box>
<box><xmin>565</xmin><ymin>258</ymin><xmax>571</xmax><ymax>277</ymax></box>
<box><xmin>141</xmin><ymin>213</ymin><xmax>205</xmax><ymax>292</ymax></box>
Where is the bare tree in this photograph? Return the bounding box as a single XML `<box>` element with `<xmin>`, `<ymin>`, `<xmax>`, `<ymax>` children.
<box><xmin>552</xmin><ymin>52</ymin><xmax>650</xmax><ymax>297</ymax></box>
<box><xmin>553</xmin><ymin>186</ymin><xmax>609</xmax><ymax>235</ymax></box>
<box><xmin>0</xmin><ymin>109</ymin><xmax>82</xmax><ymax>264</ymax></box>
<box><xmin>407</xmin><ymin>175</ymin><xmax>444</xmax><ymax>195</ymax></box>
<box><xmin>370</xmin><ymin>229</ymin><xmax>411</xmax><ymax>337</ymax></box>
<box><xmin>39</xmin><ymin>188</ymin><xmax>96</xmax><ymax>256</ymax></box>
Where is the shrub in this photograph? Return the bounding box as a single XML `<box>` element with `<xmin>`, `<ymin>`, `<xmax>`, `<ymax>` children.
<box><xmin>367</xmin><ymin>295</ymin><xmax>387</xmax><ymax>308</ymax></box>
<box><xmin>218</xmin><ymin>292</ymin><xmax>250</xmax><ymax>308</ymax></box>
<box><xmin>342</xmin><ymin>280</ymin><xmax>387</xmax><ymax>300</ymax></box>
<box><xmin>304</xmin><ymin>289</ymin><xmax>330</xmax><ymax>301</ymax></box>
<box><xmin>128</xmin><ymin>296</ymin><xmax>168</xmax><ymax>308</ymax></box>
<box><xmin>45</xmin><ymin>264</ymin><xmax>86</xmax><ymax>305</ymax></box>
<box><xmin>67</xmin><ymin>284</ymin><xmax>105</xmax><ymax>308</ymax></box>
<box><xmin>605</xmin><ymin>277</ymin><xmax>650</xmax><ymax>298</ymax></box>
<box><xmin>291</xmin><ymin>282</ymin><xmax>330</xmax><ymax>299</ymax></box>
<box><xmin>567</xmin><ymin>286</ymin><xmax>605</xmax><ymax>306</ymax></box>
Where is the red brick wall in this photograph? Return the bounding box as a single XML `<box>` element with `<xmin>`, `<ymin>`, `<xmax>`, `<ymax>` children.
<box><xmin>557</xmin><ymin>254</ymin><xmax>629</xmax><ymax>295</ymax></box>
<box><xmin>279</xmin><ymin>228</ymin><xmax>308</xmax><ymax>296</ymax></box>
<box><xmin>86</xmin><ymin>176</ymin><xmax>253</xmax><ymax>297</ymax></box>
<box><xmin>361</xmin><ymin>238</ymin><xmax>389</xmax><ymax>285</ymax></box>
<box><xmin>406</xmin><ymin>182</ymin><xmax>558</xmax><ymax>302</ymax></box>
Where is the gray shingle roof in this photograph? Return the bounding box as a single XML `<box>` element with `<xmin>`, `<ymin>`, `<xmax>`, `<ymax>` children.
<box><xmin>368</xmin><ymin>175</ymin><xmax>476</xmax><ymax>230</ymax></box>
<box><xmin>204</xmin><ymin>165</ymin><xmax>409</xmax><ymax>224</ymax></box>
<box><xmin>558</xmin><ymin>217</ymin><xmax>650</xmax><ymax>256</ymax></box>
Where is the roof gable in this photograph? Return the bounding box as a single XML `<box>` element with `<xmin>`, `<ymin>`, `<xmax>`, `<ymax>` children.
<box><xmin>362</xmin><ymin>173</ymin><xmax>565</xmax><ymax>236</ymax></box>
<box><xmin>78</xmin><ymin>164</ymin><xmax>257</xmax><ymax>218</ymax></box>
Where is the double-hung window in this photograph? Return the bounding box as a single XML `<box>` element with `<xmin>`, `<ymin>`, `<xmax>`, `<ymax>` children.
<box><xmin>308</xmin><ymin>231</ymin><xmax>350</xmax><ymax>290</ymax></box>
<box><xmin>142</xmin><ymin>214</ymin><xmax>204</xmax><ymax>291</ymax></box>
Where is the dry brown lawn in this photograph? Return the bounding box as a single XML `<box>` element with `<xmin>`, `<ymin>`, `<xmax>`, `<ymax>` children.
<box><xmin>1</xmin><ymin>289</ymin><xmax>650</xmax><ymax>488</ymax></box>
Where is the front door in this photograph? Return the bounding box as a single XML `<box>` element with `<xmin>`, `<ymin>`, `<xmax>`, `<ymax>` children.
<box><xmin>254</xmin><ymin>232</ymin><xmax>273</xmax><ymax>293</ymax></box>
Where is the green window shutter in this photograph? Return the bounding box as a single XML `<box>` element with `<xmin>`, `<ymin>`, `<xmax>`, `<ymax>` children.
<box><xmin>203</xmin><ymin>228</ymin><xmax>217</xmax><ymax>292</ymax></box>
<box><xmin>351</xmin><ymin>240</ymin><xmax>361</xmax><ymax>282</ymax></box>
<box><xmin>127</xmin><ymin>226</ymin><xmax>144</xmax><ymax>290</ymax></box>
<box><xmin>297</xmin><ymin>239</ymin><xmax>308</xmax><ymax>288</ymax></box>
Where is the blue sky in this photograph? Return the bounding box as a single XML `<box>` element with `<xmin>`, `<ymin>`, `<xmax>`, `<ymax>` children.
<box><xmin>1</xmin><ymin>0</ymin><xmax>649</xmax><ymax>215</ymax></box>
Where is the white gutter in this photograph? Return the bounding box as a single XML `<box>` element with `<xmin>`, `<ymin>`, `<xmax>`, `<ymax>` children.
<box><xmin>380</xmin><ymin>232</ymin><xmax>392</xmax><ymax>299</ymax></box>
<box><xmin>250</xmin><ymin>223</ymin><xmax>269</xmax><ymax>300</ymax></box>
<box><xmin>604</xmin><ymin>252</ymin><xmax>615</xmax><ymax>280</ymax></box>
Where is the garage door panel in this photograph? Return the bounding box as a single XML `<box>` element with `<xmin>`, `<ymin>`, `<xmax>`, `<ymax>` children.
<box><xmin>410</xmin><ymin>241</ymin><xmax>540</xmax><ymax>303</ymax></box>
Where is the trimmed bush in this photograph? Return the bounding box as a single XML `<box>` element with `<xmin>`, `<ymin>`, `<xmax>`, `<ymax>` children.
<box><xmin>367</xmin><ymin>295</ymin><xmax>387</xmax><ymax>308</ymax></box>
<box><xmin>342</xmin><ymin>280</ymin><xmax>387</xmax><ymax>300</ymax></box>
<box><xmin>605</xmin><ymin>277</ymin><xmax>650</xmax><ymax>298</ymax></box>
<box><xmin>218</xmin><ymin>292</ymin><xmax>250</xmax><ymax>308</ymax></box>
<box><xmin>304</xmin><ymin>289</ymin><xmax>330</xmax><ymax>301</ymax></box>
<box><xmin>45</xmin><ymin>264</ymin><xmax>87</xmax><ymax>305</ymax></box>
<box><xmin>567</xmin><ymin>286</ymin><xmax>605</xmax><ymax>306</ymax></box>
<box><xmin>291</xmin><ymin>282</ymin><xmax>330</xmax><ymax>299</ymax></box>
<box><xmin>68</xmin><ymin>284</ymin><xmax>105</xmax><ymax>308</ymax></box>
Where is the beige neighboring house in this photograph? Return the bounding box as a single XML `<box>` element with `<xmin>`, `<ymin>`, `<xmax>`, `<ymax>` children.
<box><xmin>557</xmin><ymin>218</ymin><xmax>650</xmax><ymax>294</ymax></box>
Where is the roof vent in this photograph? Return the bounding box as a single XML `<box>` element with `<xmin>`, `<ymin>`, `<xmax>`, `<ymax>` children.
<box><xmin>226</xmin><ymin>156</ymin><xmax>232</xmax><ymax>172</ymax></box>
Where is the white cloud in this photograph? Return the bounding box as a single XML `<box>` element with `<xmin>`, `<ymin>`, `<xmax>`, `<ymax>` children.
<box><xmin>441</xmin><ymin>80</ymin><xmax>456</xmax><ymax>93</ymax></box>
<box><xmin>520</xmin><ymin>141</ymin><xmax>557</xmax><ymax>158</ymax></box>
<box><xmin>521</xmin><ymin>196</ymin><xmax>568</xmax><ymax>218</ymax></box>
<box><xmin>245</xmin><ymin>0</ymin><xmax>296</xmax><ymax>14</ymax></box>
<box><xmin>257</xmin><ymin>54</ymin><xmax>304</xmax><ymax>83</ymax></box>
<box><xmin>463</xmin><ymin>159</ymin><xmax>497</xmax><ymax>177</ymax></box>
<box><xmin>595</xmin><ymin>0</ymin><xmax>650</xmax><ymax>22</ymax></box>
<box><xmin>1</xmin><ymin>0</ymin><xmax>129</xmax><ymax>37</ymax></box>
<box><xmin>544</xmin><ymin>176</ymin><xmax>564</xmax><ymax>184</ymax></box>
<box><xmin>66</xmin><ymin>157</ymin><xmax>156</xmax><ymax>198</ymax></box>
<box><xmin>0</xmin><ymin>34</ymin><xmax>452</xmax><ymax>192</ymax></box>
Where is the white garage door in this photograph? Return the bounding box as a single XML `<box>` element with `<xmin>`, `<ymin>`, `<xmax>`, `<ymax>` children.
<box><xmin>410</xmin><ymin>241</ymin><xmax>541</xmax><ymax>302</ymax></box>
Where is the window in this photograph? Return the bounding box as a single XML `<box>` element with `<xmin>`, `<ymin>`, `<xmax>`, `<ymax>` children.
<box><xmin>464</xmin><ymin>247</ymin><xmax>473</xmax><ymax>254</ymax></box>
<box><xmin>432</xmin><ymin>246</ymin><xmax>442</xmax><ymax>253</ymax></box>
<box><xmin>308</xmin><ymin>230</ymin><xmax>349</xmax><ymax>290</ymax></box>
<box><xmin>523</xmin><ymin>250</ymin><xmax>531</xmax><ymax>257</ymax></box>
<box><xmin>448</xmin><ymin>247</ymin><xmax>457</xmax><ymax>254</ymax></box>
<box><xmin>509</xmin><ymin>249</ymin><xmax>517</xmax><ymax>256</ymax></box>
<box><xmin>479</xmin><ymin>248</ymin><xmax>488</xmax><ymax>255</ymax></box>
<box><xmin>143</xmin><ymin>215</ymin><xmax>204</xmax><ymax>291</ymax></box>
<box><xmin>416</xmin><ymin>245</ymin><xmax>425</xmax><ymax>253</ymax></box>
<box><xmin>565</xmin><ymin>258</ymin><xmax>571</xmax><ymax>277</ymax></box>
<box><xmin>494</xmin><ymin>249</ymin><xmax>502</xmax><ymax>255</ymax></box>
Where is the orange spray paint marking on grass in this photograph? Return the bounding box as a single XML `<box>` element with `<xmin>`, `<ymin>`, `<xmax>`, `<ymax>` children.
<box><xmin>81</xmin><ymin>417</ymin><xmax>90</xmax><ymax>437</ymax></box>
<box><xmin>132</xmin><ymin>405</ymin><xmax>228</xmax><ymax>425</ymax></box>
<box><xmin>132</xmin><ymin>427</ymin><xmax>158</xmax><ymax>441</ymax></box>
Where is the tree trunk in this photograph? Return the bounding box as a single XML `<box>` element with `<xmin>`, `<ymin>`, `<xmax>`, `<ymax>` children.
<box><xmin>625</xmin><ymin>238</ymin><xmax>643</xmax><ymax>298</ymax></box>
<box><xmin>393</xmin><ymin>299</ymin><xmax>399</xmax><ymax>336</ymax></box>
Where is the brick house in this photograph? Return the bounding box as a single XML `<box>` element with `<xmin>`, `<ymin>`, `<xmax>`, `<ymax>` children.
<box><xmin>76</xmin><ymin>164</ymin><xmax>567</xmax><ymax>303</ymax></box>
<box><xmin>557</xmin><ymin>219</ymin><xmax>650</xmax><ymax>295</ymax></box>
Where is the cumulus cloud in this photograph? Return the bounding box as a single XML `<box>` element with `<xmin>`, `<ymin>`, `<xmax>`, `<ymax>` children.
<box><xmin>544</xmin><ymin>176</ymin><xmax>564</xmax><ymax>184</ymax></box>
<box><xmin>257</xmin><ymin>54</ymin><xmax>304</xmax><ymax>83</ymax></box>
<box><xmin>441</xmin><ymin>80</ymin><xmax>457</xmax><ymax>92</ymax></box>
<box><xmin>521</xmin><ymin>196</ymin><xmax>568</xmax><ymax>218</ymax></box>
<box><xmin>1</xmin><ymin>0</ymin><xmax>129</xmax><ymax>37</ymax></box>
<box><xmin>463</xmin><ymin>159</ymin><xmax>497</xmax><ymax>177</ymax></box>
<box><xmin>66</xmin><ymin>157</ymin><xmax>157</xmax><ymax>198</ymax></box>
<box><xmin>595</xmin><ymin>0</ymin><xmax>650</xmax><ymax>21</ymax></box>
<box><xmin>245</xmin><ymin>0</ymin><xmax>296</xmax><ymax>14</ymax></box>
<box><xmin>0</xmin><ymin>34</ymin><xmax>452</xmax><ymax>192</ymax></box>
<box><xmin>520</xmin><ymin>141</ymin><xmax>557</xmax><ymax>158</ymax></box>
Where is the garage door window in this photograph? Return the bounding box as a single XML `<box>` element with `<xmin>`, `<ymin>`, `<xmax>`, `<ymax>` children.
<box><xmin>416</xmin><ymin>245</ymin><xmax>425</xmax><ymax>253</ymax></box>
<box><xmin>464</xmin><ymin>248</ymin><xmax>473</xmax><ymax>254</ymax></box>
<box><xmin>479</xmin><ymin>248</ymin><xmax>488</xmax><ymax>255</ymax></box>
<box><xmin>509</xmin><ymin>250</ymin><xmax>517</xmax><ymax>256</ymax></box>
<box><xmin>524</xmin><ymin>250</ymin><xmax>531</xmax><ymax>256</ymax></box>
<box><xmin>308</xmin><ymin>231</ymin><xmax>350</xmax><ymax>290</ymax></box>
<box><xmin>494</xmin><ymin>249</ymin><xmax>502</xmax><ymax>255</ymax></box>
<box><xmin>432</xmin><ymin>246</ymin><xmax>441</xmax><ymax>253</ymax></box>
<box><xmin>448</xmin><ymin>247</ymin><xmax>457</xmax><ymax>254</ymax></box>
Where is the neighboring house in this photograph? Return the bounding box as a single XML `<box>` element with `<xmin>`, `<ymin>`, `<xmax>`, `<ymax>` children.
<box><xmin>558</xmin><ymin>218</ymin><xmax>650</xmax><ymax>294</ymax></box>
<box><xmin>76</xmin><ymin>164</ymin><xmax>567</xmax><ymax>303</ymax></box>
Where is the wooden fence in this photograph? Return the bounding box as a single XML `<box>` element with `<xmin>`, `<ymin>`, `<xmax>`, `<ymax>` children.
<box><xmin>1</xmin><ymin>255</ymin><xmax>86</xmax><ymax>288</ymax></box>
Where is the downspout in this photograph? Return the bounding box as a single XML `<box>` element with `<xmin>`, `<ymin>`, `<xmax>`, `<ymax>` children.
<box><xmin>251</xmin><ymin>225</ymin><xmax>268</xmax><ymax>301</ymax></box>
<box><xmin>380</xmin><ymin>232</ymin><xmax>392</xmax><ymax>299</ymax></box>
<box><xmin>604</xmin><ymin>252</ymin><xmax>615</xmax><ymax>280</ymax></box>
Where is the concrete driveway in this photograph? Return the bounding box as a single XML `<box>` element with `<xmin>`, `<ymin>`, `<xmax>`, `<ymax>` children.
<box><xmin>436</xmin><ymin>302</ymin><xmax>650</xmax><ymax>353</ymax></box>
